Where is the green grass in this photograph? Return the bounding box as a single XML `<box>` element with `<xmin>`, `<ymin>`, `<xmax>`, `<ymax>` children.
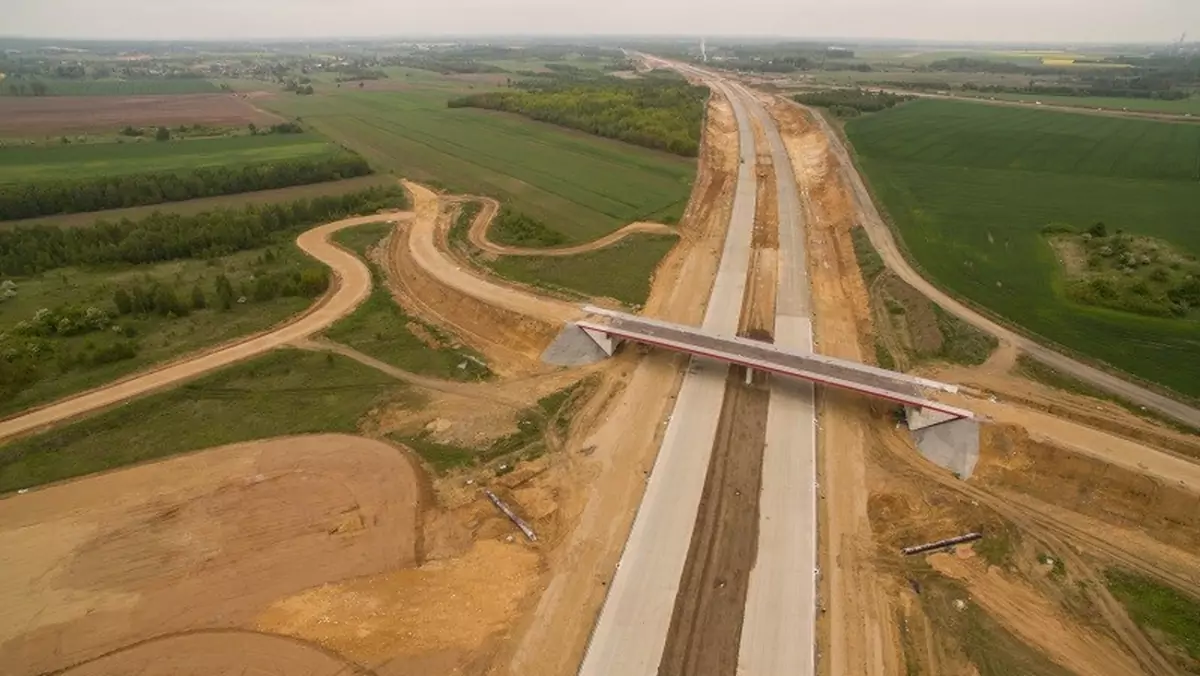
<box><xmin>259</xmin><ymin>86</ymin><xmax>695</xmax><ymax>244</ymax></box>
<box><xmin>488</xmin><ymin>233</ymin><xmax>678</xmax><ymax>307</ymax></box>
<box><xmin>0</xmin><ymin>349</ymin><xmax>405</xmax><ymax>493</ymax></box>
<box><xmin>330</xmin><ymin>220</ymin><xmax>393</xmax><ymax>258</ymax></box>
<box><xmin>932</xmin><ymin>305</ymin><xmax>998</xmax><ymax>366</ymax></box>
<box><xmin>846</xmin><ymin>100</ymin><xmax>1200</xmax><ymax>398</ymax></box>
<box><xmin>969</xmin><ymin>92</ymin><xmax>1200</xmax><ymax>116</ymax></box>
<box><xmin>0</xmin><ymin>133</ymin><xmax>341</xmax><ymax>183</ymax></box>
<box><xmin>850</xmin><ymin>225</ymin><xmax>885</xmax><ymax>282</ymax></box>
<box><xmin>326</xmin><ymin>223</ymin><xmax>492</xmax><ymax>381</ymax></box>
<box><xmin>0</xmin><ymin>78</ymin><xmax>220</xmax><ymax>97</ymax></box>
<box><xmin>1106</xmin><ymin>569</ymin><xmax>1200</xmax><ymax>673</ymax></box>
<box><xmin>0</xmin><ymin>243</ymin><xmax>322</xmax><ymax>416</ymax></box>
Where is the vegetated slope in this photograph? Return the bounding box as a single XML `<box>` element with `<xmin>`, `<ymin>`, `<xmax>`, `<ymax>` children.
<box><xmin>265</xmin><ymin>87</ymin><xmax>695</xmax><ymax>244</ymax></box>
<box><xmin>448</xmin><ymin>76</ymin><xmax>708</xmax><ymax>156</ymax></box>
<box><xmin>0</xmin><ymin>134</ymin><xmax>370</xmax><ymax>220</ymax></box>
<box><xmin>846</xmin><ymin>99</ymin><xmax>1200</xmax><ymax>398</ymax></box>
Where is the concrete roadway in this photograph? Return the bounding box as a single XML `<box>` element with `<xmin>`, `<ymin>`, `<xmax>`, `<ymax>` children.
<box><xmin>575</xmin><ymin>77</ymin><xmax>760</xmax><ymax>676</ymax></box>
<box><xmin>734</xmin><ymin>81</ymin><xmax>819</xmax><ymax>676</ymax></box>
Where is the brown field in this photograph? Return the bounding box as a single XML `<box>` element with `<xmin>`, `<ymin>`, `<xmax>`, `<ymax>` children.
<box><xmin>1</xmin><ymin>175</ymin><xmax>395</xmax><ymax>229</ymax></box>
<box><xmin>0</xmin><ymin>93</ymin><xmax>282</xmax><ymax>136</ymax></box>
<box><xmin>0</xmin><ymin>434</ymin><xmax>421</xmax><ymax>676</ymax></box>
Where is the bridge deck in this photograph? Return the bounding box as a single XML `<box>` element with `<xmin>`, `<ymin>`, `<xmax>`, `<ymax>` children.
<box><xmin>579</xmin><ymin>306</ymin><xmax>972</xmax><ymax>419</ymax></box>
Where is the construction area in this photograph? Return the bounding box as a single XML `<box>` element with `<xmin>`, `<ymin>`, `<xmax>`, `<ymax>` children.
<box><xmin>2</xmin><ymin>54</ymin><xmax>1200</xmax><ymax>676</ymax></box>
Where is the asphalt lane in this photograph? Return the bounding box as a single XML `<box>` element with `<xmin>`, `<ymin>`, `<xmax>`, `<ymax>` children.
<box><xmin>575</xmin><ymin>77</ymin><xmax>760</xmax><ymax>676</ymax></box>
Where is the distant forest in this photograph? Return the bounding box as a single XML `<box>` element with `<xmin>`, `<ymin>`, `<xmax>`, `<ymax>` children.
<box><xmin>449</xmin><ymin>73</ymin><xmax>708</xmax><ymax>157</ymax></box>
<box><xmin>0</xmin><ymin>153</ymin><xmax>372</xmax><ymax>221</ymax></box>
<box><xmin>0</xmin><ymin>185</ymin><xmax>406</xmax><ymax>277</ymax></box>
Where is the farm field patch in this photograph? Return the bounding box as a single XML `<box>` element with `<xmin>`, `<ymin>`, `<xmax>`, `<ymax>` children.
<box><xmin>846</xmin><ymin>99</ymin><xmax>1200</xmax><ymax>397</ymax></box>
<box><xmin>964</xmin><ymin>91</ymin><xmax>1200</xmax><ymax>115</ymax></box>
<box><xmin>0</xmin><ymin>78</ymin><xmax>221</xmax><ymax>97</ymax></box>
<box><xmin>0</xmin><ymin>132</ymin><xmax>341</xmax><ymax>183</ymax></box>
<box><xmin>0</xmin><ymin>93</ymin><xmax>281</xmax><ymax>136</ymax></box>
<box><xmin>261</xmin><ymin>88</ymin><xmax>695</xmax><ymax>243</ymax></box>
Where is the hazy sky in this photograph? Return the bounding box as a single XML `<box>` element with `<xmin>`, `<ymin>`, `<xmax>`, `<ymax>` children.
<box><xmin>7</xmin><ymin>0</ymin><xmax>1199</xmax><ymax>43</ymax></box>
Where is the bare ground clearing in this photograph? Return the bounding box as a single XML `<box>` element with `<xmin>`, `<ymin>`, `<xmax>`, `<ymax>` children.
<box><xmin>0</xmin><ymin>93</ymin><xmax>283</xmax><ymax>136</ymax></box>
<box><xmin>0</xmin><ymin>435</ymin><xmax>419</xmax><ymax>676</ymax></box>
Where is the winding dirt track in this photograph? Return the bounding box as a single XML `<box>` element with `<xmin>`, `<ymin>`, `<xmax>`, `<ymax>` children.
<box><xmin>400</xmin><ymin>181</ymin><xmax>579</xmax><ymax>326</ymax></box>
<box><xmin>797</xmin><ymin>100</ymin><xmax>1200</xmax><ymax>427</ymax></box>
<box><xmin>460</xmin><ymin>195</ymin><xmax>674</xmax><ymax>257</ymax></box>
<box><xmin>0</xmin><ymin>213</ymin><xmax>398</xmax><ymax>443</ymax></box>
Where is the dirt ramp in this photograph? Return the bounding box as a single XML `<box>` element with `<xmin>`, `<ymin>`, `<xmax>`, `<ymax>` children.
<box><xmin>0</xmin><ymin>434</ymin><xmax>420</xmax><ymax>676</ymax></box>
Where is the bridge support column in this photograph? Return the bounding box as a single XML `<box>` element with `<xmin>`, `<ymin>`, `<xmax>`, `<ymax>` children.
<box><xmin>580</xmin><ymin>326</ymin><xmax>616</xmax><ymax>357</ymax></box>
<box><xmin>905</xmin><ymin>406</ymin><xmax>961</xmax><ymax>431</ymax></box>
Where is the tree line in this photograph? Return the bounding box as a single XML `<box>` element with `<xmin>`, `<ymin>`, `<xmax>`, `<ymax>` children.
<box><xmin>794</xmin><ymin>89</ymin><xmax>912</xmax><ymax>117</ymax></box>
<box><xmin>0</xmin><ymin>185</ymin><xmax>407</xmax><ymax>277</ymax></box>
<box><xmin>0</xmin><ymin>153</ymin><xmax>372</xmax><ymax>220</ymax></box>
<box><xmin>447</xmin><ymin>78</ymin><xmax>708</xmax><ymax>157</ymax></box>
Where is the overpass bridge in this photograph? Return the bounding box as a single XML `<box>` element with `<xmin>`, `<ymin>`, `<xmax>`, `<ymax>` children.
<box><xmin>575</xmin><ymin>305</ymin><xmax>972</xmax><ymax>428</ymax></box>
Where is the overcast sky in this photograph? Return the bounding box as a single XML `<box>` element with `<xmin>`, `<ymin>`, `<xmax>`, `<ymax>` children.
<box><xmin>6</xmin><ymin>0</ymin><xmax>1199</xmax><ymax>43</ymax></box>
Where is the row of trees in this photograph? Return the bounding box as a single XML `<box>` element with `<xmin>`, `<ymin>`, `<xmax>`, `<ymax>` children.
<box><xmin>794</xmin><ymin>89</ymin><xmax>912</xmax><ymax>116</ymax></box>
<box><xmin>0</xmin><ymin>153</ymin><xmax>372</xmax><ymax>220</ymax></box>
<box><xmin>448</xmin><ymin>79</ymin><xmax>708</xmax><ymax>157</ymax></box>
<box><xmin>0</xmin><ymin>185</ymin><xmax>407</xmax><ymax>277</ymax></box>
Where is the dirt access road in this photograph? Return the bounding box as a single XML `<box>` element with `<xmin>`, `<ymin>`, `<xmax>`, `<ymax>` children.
<box><xmin>459</xmin><ymin>195</ymin><xmax>674</xmax><ymax>257</ymax></box>
<box><xmin>800</xmin><ymin>102</ymin><xmax>1200</xmax><ymax>427</ymax></box>
<box><xmin>0</xmin><ymin>212</ymin><xmax>402</xmax><ymax>443</ymax></box>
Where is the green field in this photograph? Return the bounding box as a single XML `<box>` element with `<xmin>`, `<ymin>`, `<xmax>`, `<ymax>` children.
<box><xmin>489</xmin><ymin>233</ymin><xmax>679</xmax><ymax>307</ymax></box>
<box><xmin>260</xmin><ymin>87</ymin><xmax>696</xmax><ymax>244</ymax></box>
<box><xmin>0</xmin><ymin>133</ymin><xmax>342</xmax><ymax>183</ymax></box>
<box><xmin>846</xmin><ymin>100</ymin><xmax>1200</xmax><ymax>398</ymax></box>
<box><xmin>966</xmin><ymin>92</ymin><xmax>1200</xmax><ymax>116</ymax></box>
<box><xmin>0</xmin><ymin>78</ymin><xmax>220</xmax><ymax>97</ymax></box>
<box><xmin>0</xmin><ymin>349</ymin><xmax>407</xmax><ymax>493</ymax></box>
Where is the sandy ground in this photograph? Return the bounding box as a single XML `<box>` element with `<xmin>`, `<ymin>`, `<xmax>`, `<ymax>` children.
<box><xmin>929</xmin><ymin>550</ymin><xmax>1145</xmax><ymax>676</ymax></box>
<box><xmin>0</xmin><ymin>93</ymin><xmax>283</xmax><ymax>136</ymax></box>
<box><xmin>0</xmin><ymin>435</ymin><xmax>420</xmax><ymax>676</ymax></box>
<box><xmin>458</xmin><ymin>194</ymin><xmax>675</xmax><ymax>258</ymax></box>
<box><xmin>0</xmin><ymin>211</ymin><xmax>405</xmax><ymax>442</ymax></box>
